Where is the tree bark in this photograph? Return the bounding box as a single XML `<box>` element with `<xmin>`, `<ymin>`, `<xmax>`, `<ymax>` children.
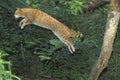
<box><xmin>83</xmin><ymin>0</ymin><xmax>110</xmax><ymax>11</ymax></box>
<box><xmin>88</xmin><ymin>0</ymin><xmax>120</xmax><ymax>80</ymax></box>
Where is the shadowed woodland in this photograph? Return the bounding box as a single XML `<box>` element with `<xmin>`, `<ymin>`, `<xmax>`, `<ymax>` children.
<box><xmin>0</xmin><ymin>0</ymin><xmax>120</xmax><ymax>80</ymax></box>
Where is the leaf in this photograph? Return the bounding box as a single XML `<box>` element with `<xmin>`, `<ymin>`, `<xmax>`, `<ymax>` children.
<box><xmin>25</xmin><ymin>41</ymin><xmax>37</xmax><ymax>48</ymax></box>
<box><xmin>49</xmin><ymin>39</ymin><xmax>65</xmax><ymax>52</ymax></box>
<box><xmin>49</xmin><ymin>39</ymin><xmax>64</xmax><ymax>47</ymax></box>
<box><xmin>39</xmin><ymin>55</ymin><xmax>51</xmax><ymax>61</ymax></box>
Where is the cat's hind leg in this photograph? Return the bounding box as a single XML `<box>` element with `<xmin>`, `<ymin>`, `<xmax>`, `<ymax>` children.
<box><xmin>61</xmin><ymin>38</ymin><xmax>75</xmax><ymax>54</ymax></box>
<box><xmin>53</xmin><ymin>31</ymin><xmax>75</xmax><ymax>53</ymax></box>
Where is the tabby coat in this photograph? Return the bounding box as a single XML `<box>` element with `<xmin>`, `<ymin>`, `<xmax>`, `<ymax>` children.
<box><xmin>14</xmin><ymin>8</ymin><xmax>83</xmax><ymax>53</ymax></box>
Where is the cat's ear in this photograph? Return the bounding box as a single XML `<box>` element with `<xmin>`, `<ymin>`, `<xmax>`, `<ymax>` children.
<box><xmin>16</xmin><ymin>7</ymin><xmax>19</xmax><ymax>10</ymax></box>
<box><xmin>16</xmin><ymin>8</ymin><xmax>23</xmax><ymax>11</ymax></box>
<box><xmin>16</xmin><ymin>8</ymin><xmax>22</xmax><ymax>11</ymax></box>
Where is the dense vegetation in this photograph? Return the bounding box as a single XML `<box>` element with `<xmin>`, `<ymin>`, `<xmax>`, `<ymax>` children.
<box><xmin>0</xmin><ymin>0</ymin><xmax>120</xmax><ymax>80</ymax></box>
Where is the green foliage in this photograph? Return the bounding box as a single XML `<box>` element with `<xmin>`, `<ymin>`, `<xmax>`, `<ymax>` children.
<box><xmin>0</xmin><ymin>0</ymin><xmax>120</xmax><ymax>80</ymax></box>
<box><xmin>26</xmin><ymin>0</ymin><xmax>38</xmax><ymax>8</ymax></box>
<box><xmin>39</xmin><ymin>55</ymin><xmax>51</xmax><ymax>61</ymax></box>
<box><xmin>0</xmin><ymin>51</ymin><xmax>21</xmax><ymax>80</ymax></box>
<box><xmin>0</xmin><ymin>0</ymin><xmax>28</xmax><ymax>13</ymax></box>
<box><xmin>49</xmin><ymin>39</ymin><xmax>65</xmax><ymax>52</ymax></box>
<box><xmin>98</xmin><ymin>4</ymin><xmax>109</xmax><ymax>15</ymax></box>
<box><xmin>38</xmin><ymin>37</ymin><xmax>83</xmax><ymax>62</ymax></box>
<box><xmin>26</xmin><ymin>0</ymin><xmax>85</xmax><ymax>15</ymax></box>
<box><xmin>60</xmin><ymin>0</ymin><xmax>85</xmax><ymax>15</ymax></box>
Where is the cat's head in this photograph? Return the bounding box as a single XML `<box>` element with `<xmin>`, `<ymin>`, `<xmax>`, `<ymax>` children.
<box><xmin>14</xmin><ymin>8</ymin><xmax>25</xmax><ymax>19</ymax></box>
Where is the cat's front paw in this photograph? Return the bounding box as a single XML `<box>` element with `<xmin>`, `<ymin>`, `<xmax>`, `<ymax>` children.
<box><xmin>19</xmin><ymin>21</ymin><xmax>23</xmax><ymax>27</ymax></box>
<box><xmin>19</xmin><ymin>22</ymin><xmax>24</xmax><ymax>29</ymax></box>
<box><xmin>21</xmin><ymin>26</ymin><xmax>24</xmax><ymax>29</ymax></box>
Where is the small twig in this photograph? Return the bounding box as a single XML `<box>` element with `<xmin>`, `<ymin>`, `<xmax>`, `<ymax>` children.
<box><xmin>20</xmin><ymin>30</ymin><xmax>25</xmax><ymax>60</ymax></box>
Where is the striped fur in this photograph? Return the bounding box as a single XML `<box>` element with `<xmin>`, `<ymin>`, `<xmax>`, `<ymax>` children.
<box><xmin>14</xmin><ymin>8</ymin><xmax>83</xmax><ymax>53</ymax></box>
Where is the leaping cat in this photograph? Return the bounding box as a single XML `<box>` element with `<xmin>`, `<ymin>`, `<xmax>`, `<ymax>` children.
<box><xmin>14</xmin><ymin>8</ymin><xmax>83</xmax><ymax>53</ymax></box>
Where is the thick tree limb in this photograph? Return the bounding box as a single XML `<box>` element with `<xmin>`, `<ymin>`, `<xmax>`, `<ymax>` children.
<box><xmin>88</xmin><ymin>0</ymin><xmax>120</xmax><ymax>80</ymax></box>
<box><xmin>83</xmin><ymin>0</ymin><xmax>110</xmax><ymax>11</ymax></box>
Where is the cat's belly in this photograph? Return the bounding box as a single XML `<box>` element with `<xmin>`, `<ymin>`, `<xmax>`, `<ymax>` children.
<box><xmin>33</xmin><ymin>22</ymin><xmax>51</xmax><ymax>30</ymax></box>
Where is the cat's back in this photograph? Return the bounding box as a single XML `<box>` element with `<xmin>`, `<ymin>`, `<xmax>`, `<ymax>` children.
<box><xmin>23</xmin><ymin>8</ymin><xmax>75</xmax><ymax>36</ymax></box>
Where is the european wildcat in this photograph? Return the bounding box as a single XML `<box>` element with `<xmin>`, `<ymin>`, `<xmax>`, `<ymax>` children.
<box><xmin>14</xmin><ymin>8</ymin><xmax>83</xmax><ymax>53</ymax></box>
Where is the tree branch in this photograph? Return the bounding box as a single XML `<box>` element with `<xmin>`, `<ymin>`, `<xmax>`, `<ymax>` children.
<box><xmin>83</xmin><ymin>0</ymin><xmax>110</xmax><ymax>11</ymax></box>
<box><xmin>88</xmin><ymin>0</ymin><xmax>120</xmax><ymax>80</ymax></box>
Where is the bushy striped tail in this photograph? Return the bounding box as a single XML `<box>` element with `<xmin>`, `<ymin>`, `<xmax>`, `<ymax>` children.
<box><xmin>73</xmin><ymin>32</ymin><xmax>84</xmax><ymax>42</ymax></box>
<box><xmin>77</xmin><ymin>33</ymin><xmax>84</xmax><ymax>42</ymax></box>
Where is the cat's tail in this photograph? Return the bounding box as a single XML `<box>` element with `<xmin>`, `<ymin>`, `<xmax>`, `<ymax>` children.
<box><xmin>72</xmin><ymin>32</ymin><xmax>84</xmax><ymax>41</ymax></box>
<box><xmin>77</xmin><ymin>33</ymin><xmax>84</xmax><ymax>42</ymax></box>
